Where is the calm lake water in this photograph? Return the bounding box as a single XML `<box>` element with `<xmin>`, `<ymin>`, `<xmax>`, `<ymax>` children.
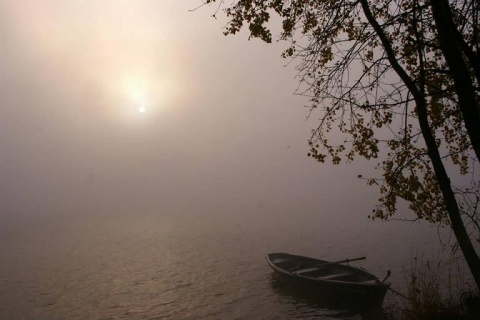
<box><xmin>0</xmin><ymin>201</ymin><xmax>464</xmax><ymax>319</ymax></box>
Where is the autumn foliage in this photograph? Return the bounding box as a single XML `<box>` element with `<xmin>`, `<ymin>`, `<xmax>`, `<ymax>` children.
<box><xmin>206</xmin><ymin>0</ymin><xmax>480</xmax><ymax>289</ymax></box>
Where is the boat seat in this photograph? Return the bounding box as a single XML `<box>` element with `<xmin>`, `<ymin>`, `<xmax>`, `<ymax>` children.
<box><xmin>295</xmin><ymin>267</ymin><xmax>320</xmax><ymax>274</ymax></box>
<box><xmin>357</xmin><ymin>280</ymin><xmax>378</xmax><ymax>284</ymax></box>
<box><xmin>317</xmin><ymin>272</ymin><xmax>352</xmax><ymax>280</ymax></box>
<box><xmin>272</xmin><ymin>258</ymin><xmax>290</xmax><ymax>263</ymax></box>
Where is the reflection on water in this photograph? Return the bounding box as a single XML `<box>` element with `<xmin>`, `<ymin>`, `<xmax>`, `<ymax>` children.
<box><xmin>268</xmin><ymin>273</ymin><xmax>383</xmax><ymax>319</ymax></box>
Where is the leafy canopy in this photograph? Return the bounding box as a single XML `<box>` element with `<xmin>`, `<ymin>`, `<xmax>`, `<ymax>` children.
<box><xmin>206</xmin><ymin>0</ymin><xmax>480</xmax><ymax>233</ymax></box>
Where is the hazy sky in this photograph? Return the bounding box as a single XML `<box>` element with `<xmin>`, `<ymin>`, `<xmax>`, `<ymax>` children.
<box><xmin>1</xmin><ymin>0</ymin><xmax>381</xmax><ymax>219</ymax></box>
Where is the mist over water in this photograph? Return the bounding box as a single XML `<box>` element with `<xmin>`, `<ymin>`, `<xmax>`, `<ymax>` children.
<box><xmin>0</xmin><ymin>1</ymin><xmax>468</xmax><ymax>319</ymax></box>
<box><xmin>1</xmin><ymin>201</ymin><xmax>453</xmax><ymax>319</ymax></box>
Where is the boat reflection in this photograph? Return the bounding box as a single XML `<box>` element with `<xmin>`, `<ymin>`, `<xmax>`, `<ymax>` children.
<box><xmin>268</xmin><ymin>272</ymin><xmax>384</xmax><ymax>319</ymax></box>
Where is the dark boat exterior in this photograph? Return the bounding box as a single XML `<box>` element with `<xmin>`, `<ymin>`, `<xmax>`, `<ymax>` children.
<box><xmin>266</xmin><ymin>252</ymin><xmax>389</xmax><ymax>307</ymax></box>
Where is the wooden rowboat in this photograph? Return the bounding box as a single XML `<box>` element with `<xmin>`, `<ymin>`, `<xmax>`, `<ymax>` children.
<box><xmin>266</xmin><ymin>253</ymin><xmax>389</xmax><ymax>308</ymax></box>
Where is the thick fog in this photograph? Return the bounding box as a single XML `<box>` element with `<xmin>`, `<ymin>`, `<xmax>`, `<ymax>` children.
<box><xmin>1</xmin><ymin>0</ymin><xmax>382</xmax><ymax>222</ymax></box>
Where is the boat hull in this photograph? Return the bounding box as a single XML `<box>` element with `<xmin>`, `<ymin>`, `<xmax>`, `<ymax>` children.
<box><xmin>266</xmin><ymin>253</ymin><xmax>389</xmax><ymax>309</ymax></box>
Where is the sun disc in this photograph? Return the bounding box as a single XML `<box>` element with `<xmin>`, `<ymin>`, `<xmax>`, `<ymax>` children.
<box><xmin>138</xmin><ymin>106</ymin><xmax>146</xmax><ymax>113</ymax></box>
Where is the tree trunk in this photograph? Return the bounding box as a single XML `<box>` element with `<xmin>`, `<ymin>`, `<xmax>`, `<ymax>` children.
<box><xmin>415</xmin><ymin>98</ymin><xmax>480</xmax><ymax>292</ymax></box>
<box><xmin>361</xmin><ymin>0</ymin><xmax>480</xmax><ymax>290</ymax></box>
<box><xmin>430</xmin><ymin>0</ymin><xmax>480</xmax><ymax>161</ymax></box>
